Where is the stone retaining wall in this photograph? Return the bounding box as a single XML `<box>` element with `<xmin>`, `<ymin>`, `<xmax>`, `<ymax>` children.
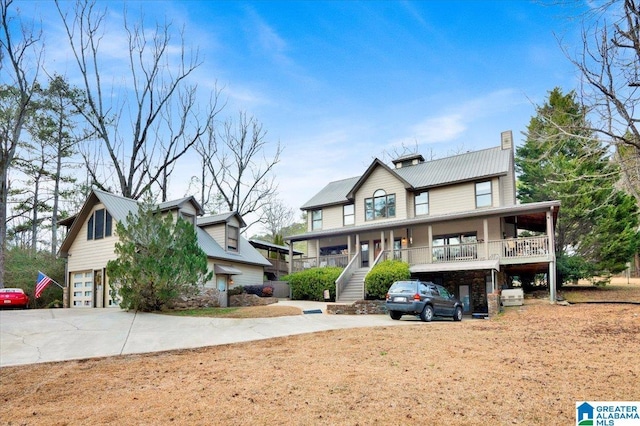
<box><xmin>172</xmin><ymin>288</ymin><xmax>221</xmax><ymax>309</ymax></box>
<box><xmin>327</xmin><ymin>300</ymin><xmax>386</xmax><ymax>315</ymax></box>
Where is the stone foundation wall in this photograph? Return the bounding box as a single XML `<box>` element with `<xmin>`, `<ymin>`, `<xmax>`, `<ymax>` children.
<box><xmin>487</xmin><ymin>293</ymin><xmax>501</xmax><ymax>317</ymax></box>
<box><xmin>327</xmin><ymin>300</ymin><xmax>386</xmax><ymax>315</ymax></box>
<box><xmin>230</xmin><ymin>293</ymin><xmax>278</xmax><ymax>307</ymax></box>
<box><xmin>172</xmin><ymin>288</ymin><xmax>221</xmax><ymax>309</ymax></box>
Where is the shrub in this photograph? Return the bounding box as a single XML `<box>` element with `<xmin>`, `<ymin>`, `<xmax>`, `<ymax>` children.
<box><xmin>365</xmin><ymin>260</ymin><xmax>411</xmax><ymax>299</ymax></box>
<box><xmin>243</xmin><ymin>285</ymin><xmax>274</xmax><ymax>297</ymax></box>
<box><xmin>228</xmin><ymin>286</ymin><xmax>244</xmax><ymax>296</ymax></box>
<box><xmin>107</xmin><ymin>202</ymin><xmax>211</xmax><ymax>312</ymax></box>
<box><xmin>282</xmin><ymin>267</ymin><xmax>342</xmax><ymax>301</ymax></box>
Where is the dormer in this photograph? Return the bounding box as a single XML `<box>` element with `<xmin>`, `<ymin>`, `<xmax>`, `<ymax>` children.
<box><xmin>197</xmin><ymin>212</ymin><xmax>246</xmax><ymax>254</ymax></box>
<box><xmin>157</xmin><ymin>196</ymin><xmax>204</xmax><ymax>226</ymax></box>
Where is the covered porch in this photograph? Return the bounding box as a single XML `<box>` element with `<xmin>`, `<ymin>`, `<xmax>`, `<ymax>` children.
<box><xmin>286</xmin><ymin>201</ymin><xmax>559</xmax><ymax>303</ymax></box>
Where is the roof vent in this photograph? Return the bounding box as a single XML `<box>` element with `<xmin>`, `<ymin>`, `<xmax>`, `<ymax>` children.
<box><xmin>392</xmin><ymin>153</ymin><xmax>425</xmax><ymax>169</ymax></box>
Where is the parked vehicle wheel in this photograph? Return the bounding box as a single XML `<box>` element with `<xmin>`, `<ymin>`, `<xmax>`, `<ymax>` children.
<box><xmin>453</xmin><ymin>306</ymin><xmax>463</xmax><ymax>321</ymax></box>
<box><xmin>389</xmin><ymin>310</ymin><xmax>402</xmax><ymax>320</ymax></box>
<box><xmin>420</xmin><ymin>304</ymin><xmax>434</xmax><ymax>322</ymax></box>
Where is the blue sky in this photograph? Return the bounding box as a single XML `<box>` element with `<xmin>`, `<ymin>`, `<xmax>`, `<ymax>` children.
<box><xmin>19</xmin><ymin>0</ymin><xmax>585</xmax><ymax>219</ymax></box>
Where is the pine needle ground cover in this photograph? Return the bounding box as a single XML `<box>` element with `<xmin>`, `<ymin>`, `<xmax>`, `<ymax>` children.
<box><xmin>1</xmin><ymin>282</ymin><xmax>638</xmax><ymax>425</ymax></box>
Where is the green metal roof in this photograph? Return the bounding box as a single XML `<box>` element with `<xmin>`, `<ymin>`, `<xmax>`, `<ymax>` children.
<box><xmin>300</xmin><ymin>146</ymin><xmax>511</xmax><ymax>210</ymax></box>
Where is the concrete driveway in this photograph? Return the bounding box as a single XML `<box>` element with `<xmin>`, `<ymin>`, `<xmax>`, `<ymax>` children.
<box><xmin>0</xmin><ymin>301</ymin><xmax>418</xmax><ymax>367</ymax></box>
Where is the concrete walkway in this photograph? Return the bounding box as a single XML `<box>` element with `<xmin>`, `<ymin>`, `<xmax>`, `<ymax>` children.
<box><xmin>0</xmin><ymin>300</ymin><xmax>419</xmax><ymax>367</ymax></box>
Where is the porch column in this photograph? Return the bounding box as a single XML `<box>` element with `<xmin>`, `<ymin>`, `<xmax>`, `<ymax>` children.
<box><xmin>347</xmin><ymin>235</ymin><xmax>352</xmax><ymax>261</ymax></box>
<box><xmin>428</xmin><ymin>225</ymin><xmax>433</xmax><ymax>263</ymax></box>
<box><xmin>288</xmin><ymin>243</ymin><xmax>293</xmax><ymax>274</ymax></box>
<box><xmin>316</xmin><ymin>240</ymin><xmax>320</xmax><ymax>266</ymax></box>
<box><xmin>547</xmin><ymin>207</ymin><xmax>557</xmax><ymax>303</ymax></box>
<box><xmin>389</xmin><ymin>229</ymin><xmax>394</xmax><ymax>258</ymax></box>
<box><xmin>483</xmin><ymin>218</ymin><xmax>489</xmax><ymax>260</ymax></box>
<box><xmin>380</xmin><ymin>231</ymin><xmax>385</xmax><ymax>252</ymax></box>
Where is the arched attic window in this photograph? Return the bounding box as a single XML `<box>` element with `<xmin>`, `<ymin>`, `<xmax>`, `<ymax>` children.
<box><xmin>365</xmin><ymin>189</ymin><xmax>396</xmax><ymax>221</ymax></box>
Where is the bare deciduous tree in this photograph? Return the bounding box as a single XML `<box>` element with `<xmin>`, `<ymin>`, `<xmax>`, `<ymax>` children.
<box><xmin>194</xmin><ymin>111</ymin><xmax>282</xmax><ymax>232</ymax></box>
<box><xmin>0</xmin><ymin>0</ymin><xmax>43</xmax><ymax>286</ymax></box>
<box><xmin>566</xmin><ymin>0</ymin><xmax>640</xmax><ymax>203</ymax></box>
<box><xmin>263</xmin><ymin>199</ymin><xmax>295</xmax><ymax>242</ymax></box>
<box><xmin>55</xmin><ymin>0</ymin><xmax>221</xmax><ymax>200</ymax></box>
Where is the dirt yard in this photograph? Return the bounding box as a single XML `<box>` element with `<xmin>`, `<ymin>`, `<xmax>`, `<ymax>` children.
<box><xmin>1</xmin><ymin>284</ymin><xmax>639</xmax><ymax>425</ymax></box>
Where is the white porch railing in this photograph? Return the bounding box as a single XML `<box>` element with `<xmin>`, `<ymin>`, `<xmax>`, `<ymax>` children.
<box><xmin>293</xmin><ymin>236</ymin><xmax>551</xmax><ymax>272</ymax></box>
<box><xmin>381</xmin><ymin>236</ymin><xmax>551</xmax><ymax>264</ymax></box>
<box><xmin>292</xmin><ymin>254</ymin><xmax>349</xmax><ymax>272</ymax></box>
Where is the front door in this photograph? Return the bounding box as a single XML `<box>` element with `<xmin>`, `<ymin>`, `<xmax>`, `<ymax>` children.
<box><xmin>217</xmin><ymin>276</ymin><xmax>228</xmax><ymax>307</ymax></box>
<box><xmin>360</xmin><ymin>242</ymin><xmax>369</xmax><ymax>267</ymax></box>
<box><xmin>374</xmin><ymin>240</ymin><xmax>382</xmax><ymax>261</ymax></box>
<box><xmin>459</xmin><ymin>284</ymin><xmax>471</xmax><ymax>313</ymax></box>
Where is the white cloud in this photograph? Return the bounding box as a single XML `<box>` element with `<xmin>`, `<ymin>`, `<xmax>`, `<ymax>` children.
<box><xmin>409</xmin><ymin>114</ymin><xmax>467</xmax><ymax>143</ymax></box>
<box><xmin>389</xmin><ymin>89</ymin><xmax>523</xmax><ymax>148</ymax></box>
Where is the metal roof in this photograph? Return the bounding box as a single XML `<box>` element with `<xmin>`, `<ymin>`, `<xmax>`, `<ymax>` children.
<box><xmin>60</xmin><ymin>189</ymin><xmax>271</xmax><ymax>267</ymax></box>
<box><xmin>197</xmin><ymin>212</ymin><xmax>247</xmax><ymax>228</ymax></box>
<box><xmin>94</xmin><ymin>189</ymin><xmax>140</xmax><ymax>223</ymax></box>
<box><xmin>249</xmin><ymin>239</ymin><xmax>304</xmax><ymax>256</ymax></box>
<box><xmin>157</xmin><ymin>196</ymin><xmax>204</xmax><ymax>215</ymax></box>
<box><xmin>394</xmin><ymin>146</ymin><xmax>511</xmax><ymax>189</ymax></box>
<box><xmin>300</xmin><ymin>146</ymin><xmax>512</xmax><ymax>209</ymax></box>
<box><xmin>196</xmin><ymin>228</ymin><xmax>271</xmax><ymax>266</ymax></box>
<box><xmin>300</xmin><ymin>176</ymin><xmax>359</xmax><ymax>209</ymax></box>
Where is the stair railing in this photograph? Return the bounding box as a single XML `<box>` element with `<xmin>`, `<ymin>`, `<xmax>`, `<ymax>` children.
<box><xmin>335</xmin><ymin>251</ymin><xmax>361</xmax><ymax>301</ymax></box>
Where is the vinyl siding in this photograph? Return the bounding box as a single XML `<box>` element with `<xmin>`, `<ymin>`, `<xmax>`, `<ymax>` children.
<box><xmin>67</xmin><ymin>204</ymin><xmax>119</xmax><ymax>308</ymax></box>
<box><xmin>429</xmin><ymin>177</ymin><xmax>501</xmax><ymax>215</ymax></box>
<box><xmin>355</xmin><ymin>166</ymin><xmax>408</xmax><ymax>224</ymax></box>
<box><xmin>499</xmin><ymin>173</ymin><xmax>516</xmax><ymax>206</ymax></box>
<box><xmin>203</xmin><ymin>225</ymin><xmax>226</xmax><ymax>247</ymax></box>
<box><xmin>432</xmin><ymin>219</ymin><xmax>485</xmax><ymax>238</ymax></box>
<box><xmin>179</xmin><ymin>203</ymin><xmax>198</xmax><ymax>216</ymax></box>
<box><xmin>206</xmin><ymin>261</ymin><xmax>264</xmax><ymax>287</ymax></box>
<box><xmin>320</xmin><ymin>205</ymin><xmax>344</xmax><ymax>230</ymax></box>
<box><xmin>66</xmin><ymin>203</ymin><xmax>118</xmax><ymax>272</ymax></box>
<box><xmin>430</xmin><ymin>184</ymin><xmax>475</xmax><ymax>215</ymax></box>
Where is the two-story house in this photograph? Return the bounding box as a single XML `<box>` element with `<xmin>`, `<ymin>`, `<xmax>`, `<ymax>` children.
<box><xmin>284</xmin><ymin>131</ymin><xmax>560</xmax><ymax>315</ymax></box>
<box><xmin>59</xmin><ymin>189</ymin><xmax>271</xmax><ymax>308</ymax></box>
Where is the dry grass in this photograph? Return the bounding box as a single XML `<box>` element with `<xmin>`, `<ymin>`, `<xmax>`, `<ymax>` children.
<box><xmin>1</xmin><ymin>284</ymin><xmax>639</xmax><ymax>425</ymax></box>
<box><xmin>164</xmin><ymin>305</ymin><xmax>303</xmax><ymax>319</ymax></box>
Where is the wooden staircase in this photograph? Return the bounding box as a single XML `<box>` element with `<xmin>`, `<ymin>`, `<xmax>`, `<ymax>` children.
<box><xmin>337</xmin><ymin>267</ymin><xmax>368</xmax><ymax>303</ymax></box>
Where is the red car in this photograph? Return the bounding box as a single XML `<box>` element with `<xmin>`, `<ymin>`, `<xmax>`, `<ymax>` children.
<box><xmin>0</xmin><ymin>288</ymin><xmax>30</xmax><ymax>309</ymax></box>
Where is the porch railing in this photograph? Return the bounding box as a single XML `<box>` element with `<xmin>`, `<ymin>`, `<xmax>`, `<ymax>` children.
<box><xmin>292</xmin><ymin>254</ymin><xmax>349</xmax><ymax>272</ymax></box>
<box><xmin>293</xmin><ymin>236</ymin><xmax>551</xmax><ymax>272</ymax></box>
<box><xmin>381</xmin><ymin>236</ymin><xmax>550</xmax><ymax>265</ymax></box>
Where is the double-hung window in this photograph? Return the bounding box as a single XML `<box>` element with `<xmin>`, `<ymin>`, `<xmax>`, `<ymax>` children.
<box><xmin>475</xmin><ymin>181</ymin><xmax>492</xmax><ymax>208</ymax></box>
<box><xmin>415</xmin><ymin>191</ymin><xmax>429</xmax><ymax>216</ymax></box>
<box><xmin>365</xmin><ymin>190</ymin><xmax>395</xmax><ymax>221</ymax></box>
<box><xmin>227</xmin><ymin>225</ymin><xmax>239</xmax><ymax>252</ymax></box>
<box><xmin>312</xmin><ymin>209</ymin><xmax>322</xmax><ymax>230</ymax></box>
<box><xmin>343</xmin><ymin>204</ymin><xmax>354</xmax><ymax>226</ymax></box>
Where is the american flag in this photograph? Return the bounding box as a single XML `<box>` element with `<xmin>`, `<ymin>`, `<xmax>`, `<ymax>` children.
<box><xmin>35</xmin><ymin>272</ymin><xmax>53</xmax><ymax>299</ymax></box>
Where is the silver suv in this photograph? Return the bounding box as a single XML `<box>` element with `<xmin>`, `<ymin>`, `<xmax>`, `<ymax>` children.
<box><xmin>385</xmin><ymin>280</ymin><xmax>463</xmax><ymax>322</ymax></box>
